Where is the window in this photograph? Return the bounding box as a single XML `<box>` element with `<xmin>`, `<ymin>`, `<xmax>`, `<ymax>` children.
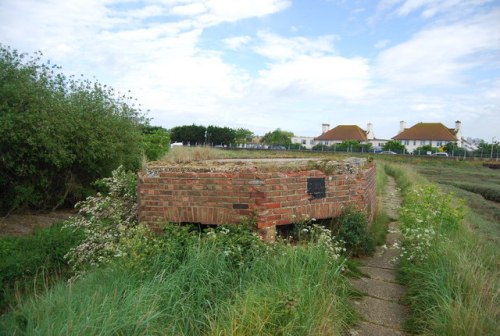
<box><xmin>436</xmin><ymin>141</ymin><xmax>443</xmax><ymax>147</ymax></box>
<box><xmin>403</xmin><ymin>140</ymin><xmax>409</xmax><ymax>145</ymax></box>
<box><xmin>420</xmin><ymin>140</ymin><xmax>426</xmax><ymax>145</ymax></box>
<box><xmin>413</xmin><ymin>141</ymin><xmax>417</xmax><ymax>146</ymax></box>
<box><xmin>302</xmin><ymin>140</ymin><xmax>306</xmax><ymax>145</ymax></box>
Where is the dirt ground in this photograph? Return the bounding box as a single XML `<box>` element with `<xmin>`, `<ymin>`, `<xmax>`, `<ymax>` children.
<box><xmin>0</xmin><ymin>210</ymin><xmax>75</xmax><ymax>236</ymax></box>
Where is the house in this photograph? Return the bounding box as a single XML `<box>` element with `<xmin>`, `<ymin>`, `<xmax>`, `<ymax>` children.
<box><xmin>291</xmin><ymin>136</ymin><xmax>315</xmax><ymax>149</ymax></box>
<box><xmin>314</xmin><ymin>123</ymin><xmax>388</xmax><ymax>149</ymax></box>
<box><xmin>314</xmin><ymin>123</ymin><xmax>371</xmax><ymax>145</ymax></box>
<box><xmin>392</xmin><ymin>121</ymin><xmax>462</xmax><ymax>153</ymax></box>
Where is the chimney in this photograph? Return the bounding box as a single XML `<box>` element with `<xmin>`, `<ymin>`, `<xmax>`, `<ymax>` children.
<box><xmin>366</xmin><ymin>123</ymin><xmax>374</xmax><ymax>140</ymax></box>
<box><xmin>322</xmin><ymin>123</ymin><xmax>330</xmax><ymax>134</ymax></box>
<box><xmin>455</xmin><ymin>120</ymin><xmax>461</xmax><ymax>132</ymax></box>
<box><xmin>399</xmin><ymin>121</ymin><xmax>406</xmax><ymax>134</ymax></box>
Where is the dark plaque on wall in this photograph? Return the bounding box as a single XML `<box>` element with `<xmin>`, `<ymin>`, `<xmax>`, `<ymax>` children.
<box><xmin>307</xmin><ymin>177</ymin><xmax>326</xmax><ymax>199</ymax></box>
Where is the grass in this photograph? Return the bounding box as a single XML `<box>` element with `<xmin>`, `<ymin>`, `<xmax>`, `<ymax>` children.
<box><xmin>0</xmin><ymin>223</ymin><xmax>83</xmax><ymax>314</ymax></box>
<box><xmin>370</xmin><ymin>163</ymin><xmax>390</xmax><ymax>245</ymax></box>
<box><xmin>0</xmin><ymin>225</ymin><xmax>355</xmax><ymax>335</ymax></box>
<box><xmin>410</xmin><ymin>162</ymin><xmax>500</xmax><ymax>242</ymax></box>
<box><xmin>385</xmin><ymin>164</ymin><xmax>499</xmax><ymax>335</ymax></box>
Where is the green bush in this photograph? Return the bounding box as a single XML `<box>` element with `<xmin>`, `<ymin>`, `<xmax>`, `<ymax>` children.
<box><xmin>0</xmin><ymin>45</ymin><xmax>145</xmax><ymax>214</ymax></box>
<box><xmin>332</xmin><ymin>207</ymin><xmax>374</xmax><ymax>256</ymax></box>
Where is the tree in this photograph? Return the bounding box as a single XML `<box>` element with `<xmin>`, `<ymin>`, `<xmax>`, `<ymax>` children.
<box><xmin>260</xmin><ymin>129</ymin><xmax>294</xmax><ymax>146</ymax></box>
<box><xmin>206</xmin><ymin>125</ymin><xmax>236</xmax><ymax>146</ymax></box>
<box><xmin>413</xmin><ymin>145</ymin><xmax>435</xmax><ymax>155</ymax></box>
<box><xmin>383</xmin><ymin>140</ymin><xmax>406</xmax><ymax>153</ymax></box>
<box><xmin>334</xmin><ymin>140</ymin><xmax>372</xmax><ymax>152</ymax></box>
<box><xmin>0</xmin><ymin>45</ymin><xmax>145</xmax><ymax>214</ymax></box>
<box><xmin>170</xmin><ymin>125</ymin><xmax>206</xmax><ymax>145</ymax></box>
<box><xmin>141</xmin><ymin>126</ymin><xmax>170</xmax><ymax>161</ymax></box>
<box><xmin>234</xmin><ymin>128</ymin><xmax>254</xmax><ymax>144</ymax></box>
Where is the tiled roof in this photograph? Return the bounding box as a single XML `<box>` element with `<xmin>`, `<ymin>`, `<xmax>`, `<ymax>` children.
<box><xmin>392</xmin><ymin>123</ymin><xmax>457</xmax><ymax>141</ymax></box>
<box><xmin>315</xmin><ymin>125</ymin><xmax>368</xmax><ymax>141</ymax></box>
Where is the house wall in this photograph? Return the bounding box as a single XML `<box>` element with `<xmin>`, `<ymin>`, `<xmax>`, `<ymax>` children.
<box><xmin>291</xmin><ymin>136</ymin><xmax>315</xmax><ymax>149</ymax></box>
<box><xmin>138</xmin><ymin>161</ymin><xmax>377</xmax><ymax>240</ymax></box>
<box><xmin>400</xmin><ymin>139</ymin><xmax>454</xmax><ymax>153</ymax></box>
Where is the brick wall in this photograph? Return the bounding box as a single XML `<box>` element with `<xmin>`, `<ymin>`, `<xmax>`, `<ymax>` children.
<box><xmin>138</xmin><ymin>160</ymin><xmax>377</xmax><ymax>237</ymax></box>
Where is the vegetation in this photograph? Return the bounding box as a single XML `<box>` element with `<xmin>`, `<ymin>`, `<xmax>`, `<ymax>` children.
<box><xmin>312</xmin><ymin>141</ymin><xmax>372</xmax><ymax>152</ymax></box>
<box><xmin>260</xmin><ymin>128</ymin><xmax>294</xmax><ymax>147</ymax></box>
<box><xmin>385</xmin><ymin>165</ymin><xmax>499</xmax><ymax>335</ymax></box>
<box><xmin>411</xmin><ymin>163</ymin><xmax>500</xmax><ymax>241</ymax></box>
<box><xmin>170</xmin><ymin>124</ymin><xmax>254</xmax><ymax>146</ymax></box>
<box><xmin>0</xmin><ymin>223</ymin><xmax>83</xmax><ymax>313</ymax></box>
<box><xmin>370</xmin><ymin>164</ymin><xmax>390</xmax><ymax>245</ymax></box>
<box><xmin>382</xmin><ymin>140</ymin><xmax>406</xmax><ymax>153</ymax></box>
<box><xmin>140</xmin><ymin>125</ymin><xmax>170</xmax><ymax>161</ymax></box>
<box><xmin>330</xmin><ymin>207</ymin><xmax>374</xmax><ymax>256</ymax></box>
<box><xmin>0</xmin><ymin>166</ymin><xmax>360</xmax><ymax>335</ymax></box>
<box><xmin>0</xmin><ymin>46</ymin><xmax>148</xmax><ymax>214</ymax></box>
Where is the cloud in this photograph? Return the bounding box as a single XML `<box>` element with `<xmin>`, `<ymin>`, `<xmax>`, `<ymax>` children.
<box><xmin>256</xmin><ymin>55</ymin><xmax>370</xmax><ymax>100</ymax></box>
<box><xmin>374</xmin><ymin>9</ymin><xmax>500</xmax><ymax>87</ymax></box>
<box><xmin>223</xmin><ymin>35</ymin><xmax>252</xmax><ymax>50</ymax></box>
<box><xmin>374</xmin><ymin>39</ymin><xmax>390</xmax><ymax>49</ymax></box>
<box><xmin>378</xmin><ymin>0</ymin><xmax>494</xmax><ymax>18</ymax></box>
<box><xmin>254</xmin><ymin>31</ymin><xmax>336</xmax><ymax>61</ymax></box>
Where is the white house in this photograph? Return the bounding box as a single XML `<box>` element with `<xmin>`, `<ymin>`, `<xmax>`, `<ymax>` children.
<box><xmin>291</xmin><ymin>136</ymin><xmax>315</xmax><ymax>149</ymax></box>
<box><xmin>392</xmin><ymin>121</ymin><xmax>463</xmax><ymax>153</ymax></box>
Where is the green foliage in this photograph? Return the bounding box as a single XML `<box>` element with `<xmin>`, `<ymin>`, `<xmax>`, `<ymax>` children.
<box><xmin>64</xmin><ymin>166</ymin><xmax>139</xmax><ymax>275</ymax></box>
<box><xmin>170</xmin><ymin>124</ymin><xmax>207</xmax><ymax>145</ymax></box>
<box><xmin>141</xmin><ymin>126</ymin><xmax>170</xmax><ymax>161</ymax></box>
<box><xmin>413</xmin><ymin>144</ymin><xmax>436</xmax><ymax>154</ymax></box>
<box><xmin>335</xmin><ymin>140</ymin><xmax>372</xmax><ymax>152</ymax></box>
<box><xmin>332</xmin><ymin>207</ymin><xmax>374</xmax><ymax>256</ymax></box>
<box><xmin>0</xmin><ymin>223</ymin><xmax>83</xmax><ymax>313</ymax></box>
<box><xmin>206</xmin><ymin>125</ymin><xmax>236</xmax><ymax>146</ymax></box>
<box><xmin>382</xmin><ymin>140</ymin><xmax>406</xmax><ymax>153</ymax></box>
<box><xmin>233</xmin><ymin>128</ymin><xmax>254</xmax><ymax>144</ymax></box>
<box><xmin>260</xmin><ymin>128</ymin><xmax>294</xmax><ymax>146</ymax></box>
<box><xmin>0</xmin><ymin>46</ymin><xmax>145</xmax><ymax>214</ymax></box>
<box><xmin>312</xmin><ymin>141</ymin><xmax>372</xmax><ymax>152</ymax></box>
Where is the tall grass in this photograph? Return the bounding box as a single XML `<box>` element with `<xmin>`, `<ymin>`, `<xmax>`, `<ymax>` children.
<box><xmin>386</xmin><ymin>164</ymin><xmax>499</xmax><ymax>335</ymax></box>
<box><xmin>0</xmin><ymin>227</ymin><xmax>354</xmax><ymax>335</ymax></box>
<box><xmin>370</xmin><ymin>163</ymin><xmax>390</xmax><ymax>245</ymax></box>
<box><xmin>0</xmin><ymin>223</ymin><xmax>83</xmax><ymax>314</ymax></box>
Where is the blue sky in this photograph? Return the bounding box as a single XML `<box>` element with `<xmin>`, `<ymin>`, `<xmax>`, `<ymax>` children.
<box><xmin>1</xmin><ymin>0</ymin><xmax>499</xmax><ymax>141</ymax></box>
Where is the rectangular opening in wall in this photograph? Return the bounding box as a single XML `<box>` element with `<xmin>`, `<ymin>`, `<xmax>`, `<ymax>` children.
<box><xmin>307</xmin><ymin>177</ymin><xmax>326</xmax><ymax>199</ymax></box>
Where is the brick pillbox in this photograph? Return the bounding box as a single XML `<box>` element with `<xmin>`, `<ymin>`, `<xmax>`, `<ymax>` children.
<box><xmin>138</xmin><ymin>158</ymin><xmax>376</xmax><ymax>241</ymax></box>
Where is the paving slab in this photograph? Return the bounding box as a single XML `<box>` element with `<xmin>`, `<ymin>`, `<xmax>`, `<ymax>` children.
<box><xmin>360</xmin><ymin>248</ymin><xmax>401</xmax><ymax>269</ymax></box>
<box><xmin>348</xmin><ymin>321</ymin><xmax>407</xmax><ymax>336</ymax></box>
<box><xmin>351</xmin><ymin>277</ymin><xmax>406</xmax><ymax>302</ymax></box>
<box><xmin>358</xmin><ymin>266</ymin><xmax>397</xmax><ymax>283</ymax></box>
<box><xmin>352</xmin><ymin>296</ymin><xmax>409</xmax><ymax>329</ymax></box>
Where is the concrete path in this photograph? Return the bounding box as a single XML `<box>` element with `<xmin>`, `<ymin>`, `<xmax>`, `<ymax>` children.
<box><xmin>348</xmin><ymin>176</ymin><xmax>409</xmax><ymax>336</ymax></box>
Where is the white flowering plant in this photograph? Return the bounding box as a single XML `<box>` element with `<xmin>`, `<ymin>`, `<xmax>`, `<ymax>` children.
<box><xmin>64</xmin><ymin>166</ymin><xmax>142</xmax><ymax>275</ymax></box>
<box><xmin>399</xmin><ymin>184</ymin><xmax>464</xmax><ymax>264</ymax></box>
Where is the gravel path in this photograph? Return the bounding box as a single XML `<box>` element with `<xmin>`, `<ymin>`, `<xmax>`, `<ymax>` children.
<box><xmin>348</xmin><ymin>176</ymin><xmax>409</xmax><ymax>336</ymax></box>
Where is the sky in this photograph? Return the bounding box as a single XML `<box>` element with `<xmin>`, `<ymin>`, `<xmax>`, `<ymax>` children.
<box><xmin>1</xmin><ymin>0</ymin><xmax>499</xmax><ymax>141</ymax></box>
